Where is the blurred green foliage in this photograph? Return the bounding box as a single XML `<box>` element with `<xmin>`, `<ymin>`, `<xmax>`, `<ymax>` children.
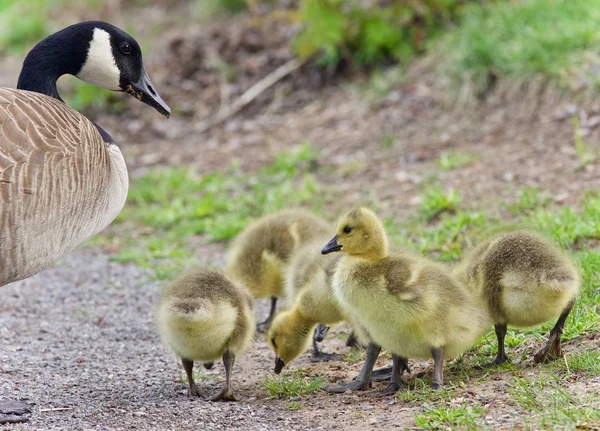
<box><xmin>293</xmin><ymin>0</ymin><xmax>473</xmax><ymax>68</ymax></box>
<box><xmin>441</xmin><ymin>0</ymin><xmax>600</xmax><ymax>93</ymax></box>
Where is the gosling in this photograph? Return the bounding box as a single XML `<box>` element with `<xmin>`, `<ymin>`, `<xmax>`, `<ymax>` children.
<box><xmin>226</xmin><ymin>209</ymin><xmax>331</xmax><ymax>331</ymax></box>
<box><xmin>454</xmin><ymin>230</ymin><xmax>579</xmax><ymax>366</ymax></box>
<box><xmin>322</xmin><ymin>207</ymin><xmax>490</xmax><ymax>393</ymax></box>
<box><xmin>268</xmin><ymin>238</ymin><xmax>344</xmax><ymax>371</ymax></box>
<box><xmin>157</xmin><ymin>269</ymin><xmax>255</xmax><ymax>401</ymax></box>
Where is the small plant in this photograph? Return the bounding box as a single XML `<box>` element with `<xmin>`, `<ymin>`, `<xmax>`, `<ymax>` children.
<box><xmin>261</xmin><ymin>373</ymin><xmax>325</xmax><ymax>399</ymax></box>
<box><xmin>505</xmin><ymin>187</ymin><xmax>550</xmax><ymax>215</ymax></box>
<box><xmin>437</xmin><ymin>151</ymin><xmax>478</xmax><ymax>171</ymax></box>
<box><xmin>414</xmin><ymin>403</ymin><xmax>486</xmax><ymax>430</ymax></box>
<box><xmin>419</xmin><ymin>183</ymin><xmax>462</xmax><ymax>221</ymax></box>
<box><xmin>566</xmin><ymin>348</ymin><xmax>600</xmax><ymax>377</ymax></box>
<box><xmin>573</xmin><ymin>117</ymin><xmax>598</xmax><ymax>166</ymax></box>
<box><xmin>286</xmin><ymin>401</ymin><xmax>302</xmax><ymax>410</ymax></box>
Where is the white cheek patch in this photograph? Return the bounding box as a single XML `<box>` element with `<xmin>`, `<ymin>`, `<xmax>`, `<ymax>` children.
<box><xmin>76</xmin><ymin>28</ymin><xmax>121</xmax><ymax>90</ymax></box>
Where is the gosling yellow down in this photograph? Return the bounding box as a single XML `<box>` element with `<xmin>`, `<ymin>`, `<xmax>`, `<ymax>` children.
<box><xmin>226</xmin><ymin>209</ymin><xmax>330</xmax><ymax>330</ymax></box>
<box><xmin>322</xmin><ymin>207</ymin><xmax>491</xmax><ymax>393</ymax></box>
<box><xmin>157</xmin><ymin>269</ymin><xmax>255</xmax><ymax>401</ymax></box>
<box><xmin>454</xmin><ymin>230</ymin><xmax>579</xmax><ymax>366</ymax></box>
<box><xmin>268</xmin><ymin>238</ymin><xmax>344</xmax><ymax>372</ymax></box>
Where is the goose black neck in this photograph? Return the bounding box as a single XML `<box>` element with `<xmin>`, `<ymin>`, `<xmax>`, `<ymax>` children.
<box><xmin>17</xmin><ymin>25</ymin><xmax>90</xmax><ymax>101</ymax></box>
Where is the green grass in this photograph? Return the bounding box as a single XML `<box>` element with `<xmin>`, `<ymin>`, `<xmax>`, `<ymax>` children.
<box><xmin>437</xmin><ymin>151</ymin><xmax>478</xmax><ymax>171</ymax></box>
<box><xmin>440</xmin><ymin>0</ymin><xmax>600</xmax><ymax>94</ymax></box>
<box><xmin>0</xmin><ymin>0</ymin><xmax>101</xmax><ymax>53</ymax></box>
<box><xmin>504</xmin><ymin>187</ymin><xmax>550</xmax><ymax>215</ymax></box>
<box><xmin>566</xmin><ymin>347</ymin><xmax>600</xmax><ymax>377</ymax></box>
<box><xmin>511</xmin><ymin>372</ymin><xmax>600</xmax><ymax>428</ymax></box>
<box><xmin>94</xmin><ymin>143</ymin><xmax>324</xmax><ymax>280</ymax></box>
<box><xmin>285</xmin><ymin>401</ymin><xmax>302</xmax><ymax>410</ymax></box>
<box><xmin>261</xmin><ymin>373</ymin><xmax>325</xmax><ymax>399</ymax></box>
<box><xmin>419</xmin><ymin>183</ymin><xmax>462</xmax><ymax>221</ymax></box>
<box><xmin>64</xmin><ymin>81</ymin><xmax>127</xmax><ymax>115</ymax></box>
<box><xmin>414</xmin><ymin>403</ymin><xmax>486</xmax><ymax>430</ymax></box>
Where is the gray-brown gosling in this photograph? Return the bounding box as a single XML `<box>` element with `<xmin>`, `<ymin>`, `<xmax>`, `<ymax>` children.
<box><xmin>268</xmin><ymin>238</ymin><xmax>344</xmax><ymax>372</ymax></box>
<box><xmin>453</xmin><ymin>230</ymin><xmax>580</xmax><ymax>366</ymax></box>
<box><xmin>226</xmin><ymin>210</ymin><xmax>331</xmax><ymax>331</ymax></box>
<box><xmin>157</xmin><ymin>269</ymin><xmax>255</xmax><ymax>401</ymax></box>
<box><xmin>322</xmin><ymin>207</ymin><xmax>491</xmax><ymax>394</ymax></box>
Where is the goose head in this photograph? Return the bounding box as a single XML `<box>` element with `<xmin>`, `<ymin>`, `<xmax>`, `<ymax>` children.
<box><xmin>322</xmin><ymin>207</ymin><xmax>389</xmax><ymax>260</ymax></box>
<box><xmin>268</xmin><ymin>310</ymin><xmax>313</xmax><ymax>374</ymax></box>
<box><xmin>17</xmin><ymin>21</ymin><xmax>170</xmax><ymax>117</ymax></box>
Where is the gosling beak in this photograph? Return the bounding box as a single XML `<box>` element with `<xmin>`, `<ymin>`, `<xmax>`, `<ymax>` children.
<box><xmin>321</xmin><ymin>236</ymin><xmax>342</xmax><ymax>255</ymax></box>
<box><xmin>126</xmin><ymin>67</ymin><xmax>171</xmax><ymax>118</ymax></box>
<box><xmin>274</xmin><ymin>357</ymin><xmax>285</xmax><ymax>374</ymax></box>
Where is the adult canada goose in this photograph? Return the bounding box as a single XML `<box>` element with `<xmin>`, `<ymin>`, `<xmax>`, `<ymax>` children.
<box><xmin>322</xmin><ymin>207</ymin><xmax>491</xmax><ymax>394</ymax></box>
<box><xmin>157</xmin><ymin>269</ymin><xmax>255</xmax><ymax>401</ymax></box>
<box><xmin>0</xmin><ymin>21</ymin><xmax>169</xmax><ymax>421</ymax></box>
<box><xmin>226</xmin><ymin>210</ymin><xmax>331</xmax><ymax>331</ymax></box>
<box><xmin>453</xmin><ymin>230</ymin><xmax>579</xmax><ymax>366</ymax></box>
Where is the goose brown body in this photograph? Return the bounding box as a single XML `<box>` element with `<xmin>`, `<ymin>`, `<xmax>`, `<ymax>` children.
<box><xmin>0</xmin><ymin>88</ymin><xmax>128</xmax><ymax>286</ymax></box>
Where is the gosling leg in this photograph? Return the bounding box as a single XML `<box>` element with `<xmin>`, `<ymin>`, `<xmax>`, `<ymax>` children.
<box><xmin>431</xmin><ymin>347</ymin><xmax>444</xmax><ymax>391</ymax></box>
<box><xmin>257</xmin><ymin>297</ymin><xmax>277</xmax><ymax>332</ymax></box>
<box><xmin>345</xmin><ymin>331</ymin><xmax>359</xmax><ymax>348</ymax></box>
<box><xmin>211</xmin><ymin>350</ymin><xmax>238</xmax><ymax>402</ymax></box>
<box><xmin>361</xmin><ymin>355</ymin><xmax>409</xmax><ymax>397</ymax></box>
<box><xmin>324</xmin><ymin>343</ymin><xmax>380</xmax><ymax>393</ymax></box>
<box><xmin>203</xmin><ymin>361</ymin><xmax>214</xmax><ymax>370</ymax></box>
<box><xmin>311</xmin><ymin>327</ymin><xmax>341</xmax><ymax>362</ymax></box>
<box><xmin>534</xmin><ymin>299</ymin><xmax>575</xmax><ymax>364</ymax></box>
<box><xmin>479</xmin><ymin>323</ymin><xmax>509</xmax><ymax>368</ymax></box>
<box><xmin>182</xmin><ymin>358</ymin><xmax>202</xmax><ymax>397</ymax></box>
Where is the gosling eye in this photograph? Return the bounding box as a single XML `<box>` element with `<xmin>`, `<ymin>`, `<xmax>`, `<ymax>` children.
<box><xmin>271</xmin><ymin>338</ymin><xmax>277</xmax><ymax>349</ymax></box>
<box><xmin>343</xmin><ymin>226</ymin><xmax>353</xmax><ymax>234</ymax></box>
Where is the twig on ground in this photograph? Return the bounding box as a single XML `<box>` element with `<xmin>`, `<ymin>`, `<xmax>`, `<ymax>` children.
<box><xmin>194</xmin><ymin>58</ymin><xmax>306</xmax><ymax>134</ymax></box>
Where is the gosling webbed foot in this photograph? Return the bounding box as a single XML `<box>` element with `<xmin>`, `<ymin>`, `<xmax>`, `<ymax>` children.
<box><xmin>210</xmin><ymin>386</ymin><xmax>238</xmax><ymax>402</ymax></box>
<box><xmin>311</xmin><ymin>350</ymin><xmax>342</xmax><ymax>362</ymax></box>
<box><xmin>475</xmin><ymin>356</ymin><xmax>510</xmax><ymax>369</ymax></box>
<box><xmin>371</xmin><ymin>365</ymin><xmax>393</xmax><ymax>382</ymax></box>
<box><xmin>360</xmin><ymin>381</ymin><xmax>405</xmax><ymax>397</ymax></box>
<box><xmin>256</xmin><ymin>320</ymin><xmax>271</xmax><ymax>333</ymax></box>
<box><xmin>534</xmin><ymin>332</ymin><xmax>563</xmax><ymax>364</ymax></box>
<box><xmin>187</xmin><ymin>383</ymin><xmax>204</xmax><ymax>398</ymax></box>
<box><xmin>323</xmin><ymin>378</ymin><xmax>372</xmax><ymax>393</ymax></box>
<box><xmin>0</xmin><ymin>400</ymin><xmax>32</xmax><ymax>424</ymax></box>
<box><xmin>431</xmin><ymin>382</ymin><xmax>443</xmax><ymax>392</ymax></box>
<box><xmin>203</xmin><ymin>361</ymin><xmax>214</xmax><ymax>370</ymax></box>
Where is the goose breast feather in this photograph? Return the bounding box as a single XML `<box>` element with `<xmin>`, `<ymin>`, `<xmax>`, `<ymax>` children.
<box><xmin>0</xmin><ymin>88</ymin><xmax>128</xmax><ymax>286</ymax></box>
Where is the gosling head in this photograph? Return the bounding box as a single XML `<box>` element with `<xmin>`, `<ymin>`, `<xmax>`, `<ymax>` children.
<box><xmin>268</xmin><ymin>310</ymin><xmax>313</xmax><ymax>374</ymax></box>
<box><xmin>322</xmin><ymin>207</ymin><xmax>388</xmax><ymax>260</ymax></box>
<box><xmin>18</xmin><ymin>21</ymin><xmax>170</xmax><ymax>117</ymax></box>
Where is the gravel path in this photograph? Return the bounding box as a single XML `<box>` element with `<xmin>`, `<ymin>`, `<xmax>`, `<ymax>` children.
<box><xmin>0</xmin><ymin>248</ymin><xmax>306</xmax><ymax>431</ymax></box>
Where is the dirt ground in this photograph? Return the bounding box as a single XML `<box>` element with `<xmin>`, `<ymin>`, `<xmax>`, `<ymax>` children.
<box><xmin>2</xmin><ymin>2</ymin><xmax>600</xmax><ymax>429</ymax></box>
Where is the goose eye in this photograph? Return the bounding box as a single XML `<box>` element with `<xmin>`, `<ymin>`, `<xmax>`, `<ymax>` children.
<box><xmin>343</xmin><ymin>226</ymin><xmax>353</xmax><ymax>234</ymax></box>
<box><xmin>120</xmin><ymin>42</ymin><xmax>131</xmax><ymax>55</ymax></box>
